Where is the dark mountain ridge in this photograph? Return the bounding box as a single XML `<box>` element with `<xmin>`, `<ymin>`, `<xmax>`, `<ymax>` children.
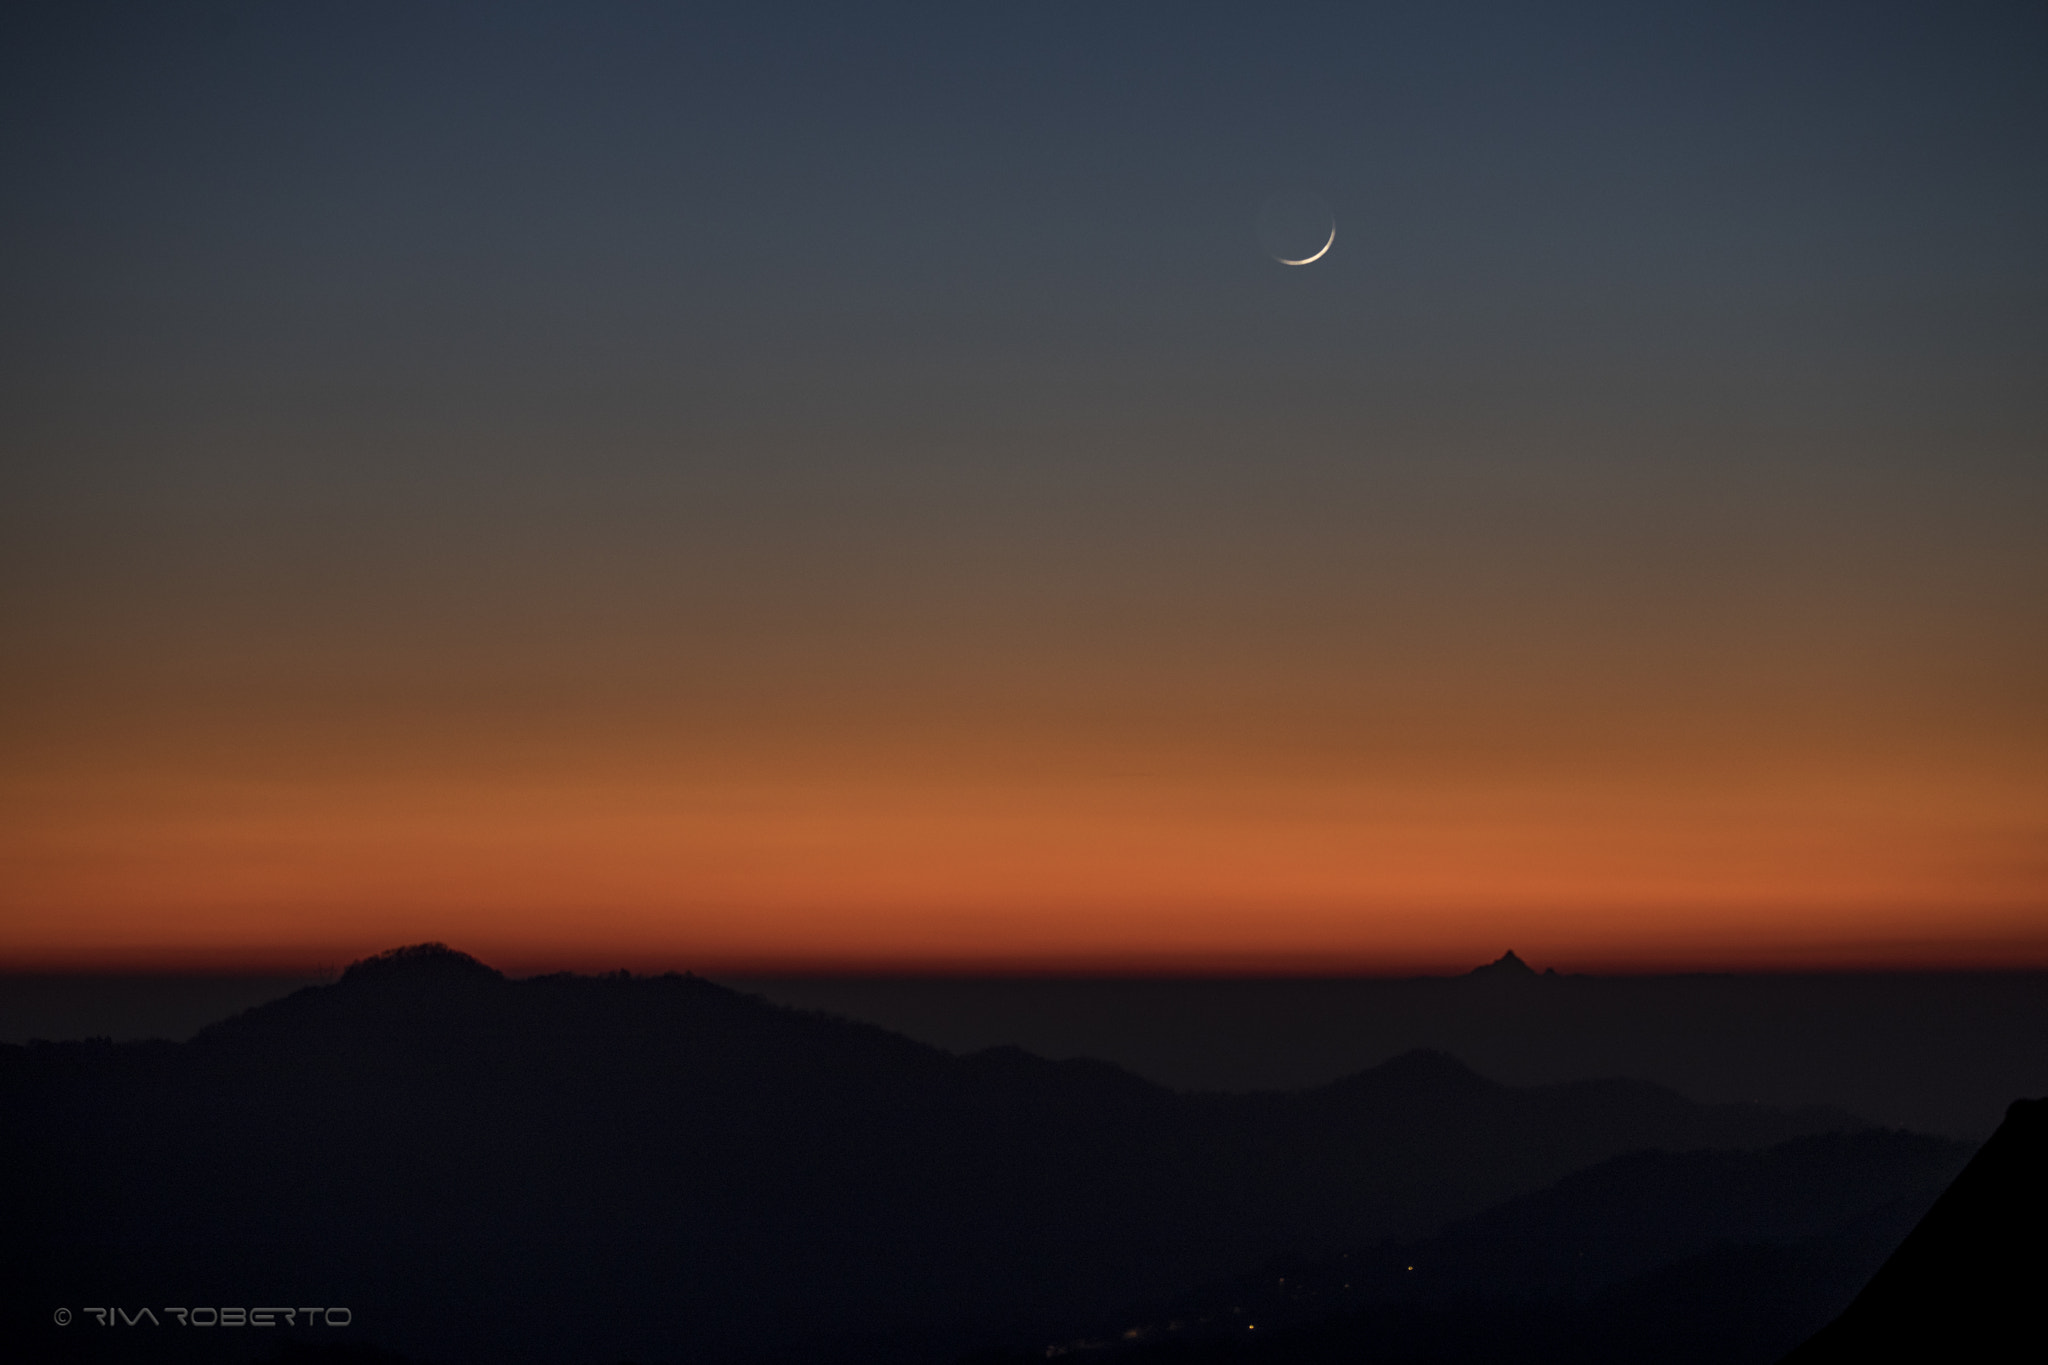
<box><xmin>5</xmin><ymin>944</ymin><xmax>1867</xmax><ymax>1365</ymax></box>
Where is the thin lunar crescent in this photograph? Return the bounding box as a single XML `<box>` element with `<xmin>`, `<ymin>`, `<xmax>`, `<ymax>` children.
<box><xmin>1278</xmin><ymin>222</ymin><xmax>1335</xmax><ymax>266</ymax></box>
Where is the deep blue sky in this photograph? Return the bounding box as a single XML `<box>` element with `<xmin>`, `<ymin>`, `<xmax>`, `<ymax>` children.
<box><xmin>9</xmin><ymin>2</ymin><xmax>2044</xmax><ymax>427</ymax></box>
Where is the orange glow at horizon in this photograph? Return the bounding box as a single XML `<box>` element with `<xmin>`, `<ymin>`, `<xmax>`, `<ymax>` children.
<box><xmin>6</xmin><ymin>416</ymin><xmax>2045</xmax><ymax>977</ymax></box>
<box><xmin>5</xmin><ymin>762</ymin><xmax>2044</xmax><ymax>976</ymax></box>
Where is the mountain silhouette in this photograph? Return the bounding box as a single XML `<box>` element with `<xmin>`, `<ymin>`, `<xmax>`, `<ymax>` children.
<box><xmin>1467</xmin><ymin>949</ymin><xmax>1541</xmax><ymax>980</ymax></box>
<box><xmin>1780</xmin><ymin>1095</ymin><xmax>2046</xmax><ymax>1362</ymax></box>
<box><xmin>4</xmin><ymin>944</ymin><xmax>1867</xmax><ymax>1364</ymax></box>
<box><xmin>337</xmin><ymin>941</ymin><xmax>507</xmax><ymax>986</ymax></box>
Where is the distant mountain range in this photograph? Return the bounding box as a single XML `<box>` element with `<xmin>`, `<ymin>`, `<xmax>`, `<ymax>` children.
<box><xmin>737</xmin><ymin>963</ymin><xmax>2048</xmax><ymax>1138</ymax></box>
<box><xmin>0</xmin><ymin>944</ymin><xmax>1896</xmax><ymax>1364</ymax></box>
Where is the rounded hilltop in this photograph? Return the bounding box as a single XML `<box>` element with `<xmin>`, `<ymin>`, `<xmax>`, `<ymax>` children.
<box><xmin>338</xmin><ymin>942</ymin><xmax>504</xmax><ymax>985</ymax></box>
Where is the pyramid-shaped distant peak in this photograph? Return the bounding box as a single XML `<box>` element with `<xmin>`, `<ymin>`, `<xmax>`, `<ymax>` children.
<box><xmin>339</xmin><ymin>942</ymin><xmax>504</xmax><ymax>985</ymax></box>
<box><xmin>1468</xmin><ymin>949</ymin><xmax>1537</xmax><ymax>978</ymax></box>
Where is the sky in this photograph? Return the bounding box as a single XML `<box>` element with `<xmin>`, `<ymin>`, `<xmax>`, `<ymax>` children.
<box><xmin>3</xmin><ymin>1</ymin><xmax>2045</xmax><ymax>974</ymax></box>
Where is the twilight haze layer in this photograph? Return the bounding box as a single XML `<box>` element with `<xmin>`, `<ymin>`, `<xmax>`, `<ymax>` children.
<box><xmin>2</xmin><ymin>2</ymin><xmax>2044</xmax><ymax>973</ymax></box>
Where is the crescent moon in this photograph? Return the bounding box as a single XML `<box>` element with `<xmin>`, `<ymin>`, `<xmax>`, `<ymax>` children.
<box><xmin>1277</xmin><ymin>222</ymin><xmax>1335</xmax><ymax>266</ymax></box>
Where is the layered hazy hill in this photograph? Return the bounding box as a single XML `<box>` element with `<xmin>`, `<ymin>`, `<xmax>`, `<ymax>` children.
<box><xmin>1020</xmin><ymin>1129</ymin><xmax>1967</xmax><ymax>1365</ymax></box>
<box><xmin>1060</xmin><ymin>1096</ymin><xmax>2041</xmax><ymax>1364</ymax></box>
<box><xmin>741</xmin><ymin>960</ymin><xmax>2048</xmax><ymax>1138</ymax></box>
<box><xmin>5</xmin><ymin>943</ymin><xmax>1868</xmax><ymax>1365</ymax></box>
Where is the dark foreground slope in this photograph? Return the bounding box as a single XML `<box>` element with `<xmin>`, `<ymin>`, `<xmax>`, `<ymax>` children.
<box><xmin>1006</xmin><ymin>1128</ymin><xmax>1965</xmax><ymax>1365</ymax></box>
<box><xmin>1782</xmin><ymin>1096</ymin><xmax>2047</xmax><ymax>1363</ymax></box>
<box><xmin>4</xmin><ymin>945</ymin><xmax>1862</xmax><ymax>1365</ymax></box>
